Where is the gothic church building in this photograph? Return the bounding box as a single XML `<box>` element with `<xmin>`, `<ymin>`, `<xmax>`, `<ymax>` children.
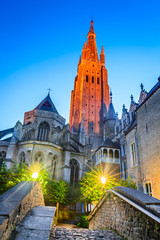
<box><xmin>0</xmin><ymin>21</ymin><xmax>160</xmax><ymax>199</ymax></box>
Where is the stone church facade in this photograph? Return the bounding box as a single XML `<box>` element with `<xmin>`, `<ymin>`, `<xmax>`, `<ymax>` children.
<box><xmin>0</xmin><ymin>21</ymin><xmax>160</xmax><ymax>198</ymax></box>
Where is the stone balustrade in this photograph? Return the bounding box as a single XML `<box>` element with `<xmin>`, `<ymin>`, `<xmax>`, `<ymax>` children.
<box><xmin>0</xmin><ymin>181</ymin><xmax>45</xmax><ymax>240</ymax></box>
<box><xmin>88</xmin><ymin>186</ymin><xmax>160</xmax><ymax>240</ymax></box>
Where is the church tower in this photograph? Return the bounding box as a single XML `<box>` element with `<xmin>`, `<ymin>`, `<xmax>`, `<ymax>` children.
<box><xmin>69</xmin><ymin>21</ymin><xmax>110</xmax><ymax>136</ymax></box>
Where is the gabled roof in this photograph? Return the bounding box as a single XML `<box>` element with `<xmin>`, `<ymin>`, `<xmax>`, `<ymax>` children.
<box><xmin>105</xmin><ymin>102</ymin><xmax>116</xmax><ymax>120</ymax></box>
<box><xmin>96</xmin><ymin>138</ymin><xmax>120</xmax><ymax>152</ymax></box>
<box><xmin>136</xmin><ymin>80</ymin><xmax>160</xmax><ymax>111</ymax></box>
<box><xmin>34</xmin><ymin>94</ymin><xmax>58</xmax><ymax>114</ymax></box>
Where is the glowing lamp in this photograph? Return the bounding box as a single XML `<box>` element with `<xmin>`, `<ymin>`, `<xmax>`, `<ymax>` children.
<box><xmin>32</xmin><ymin>172</ymin><xmax>38</xmax><ymax>179</ymax></box>
<box><xmin>101</xmin><ymin>177</ymin><xmax>106</xmax><ymax>185</ymax></box>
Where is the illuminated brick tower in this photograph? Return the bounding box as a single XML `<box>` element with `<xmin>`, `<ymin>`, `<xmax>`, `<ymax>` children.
<box><xmin>69</xmin><ymin>21</ymin><xmax>110</xmax><ymax>138</ymax></box>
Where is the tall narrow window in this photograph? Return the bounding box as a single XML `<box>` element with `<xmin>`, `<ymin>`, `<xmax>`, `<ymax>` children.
<box><xmin>19</xmin><ymin>152</ymin><xmax>25</xmax><ymax>167</ymax></box>
<box><xmin>37</xmin><ymin>122</ymin><xmax>50</xmax><ymax>141</ymax></box>
<box><xmin>109</xmin><ymin>149</ymin><xmax>113</xmax><ymax>158</ymax></box>
<box><xmin>0</xmin><ymin>151</ymin><xmax>6</xmax><ymax>168</ymax></box>
<box><xmin>144</xmin><ymin>182</ymin><xmax>152</xmax><ymax>196</ymax></box>
<box><xmin>86</xmin><ymin>75</ymin><xmax>88</xmax><ymax>82</ymax></box>
<box><xmin>115</xmin><ymin>150</ymin><xmax>119</xmax><ymax>159</ymax></box>
<box><xmin>92</xmin><ymin>76</ymin><xmax>94</xmax><ymax>83</ymax></box>
<box><xmin>70</xmin><ymin>159</ymin><xmax>79</xmax><ymax>184</ymax></box>
<box><xmin>131</xmin><ymin>142</ymin><xmax>136</xmax><ymax>166</ymax></box>
<box><xmin>97</xmin><ymin>77</ymin><xmax>99</xmax><ymax>84</ymax></box>
<box><xmin>34</xmin><ymin>152</ymin><xmax>43</xmax><ymax>163</ymax></box>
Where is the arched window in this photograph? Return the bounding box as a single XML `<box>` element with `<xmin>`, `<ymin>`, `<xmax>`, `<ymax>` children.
<box><xmin>51</xmin><ymin>155</ymin><xmax>57</xmax><ymax>179</ymax></box>
<box><xmin>70</xmin><ymin>159</ymin><xmax>79</xmax><ymax>184</ymax></box>
<box><xmin>19</xmin><ymin>152</ymin><xmax>25</xmax><ymax>166</ymax></box>
<box><xmin>115</xmin><ymin>150</ymin><xmax>119</xmax><ymax>159</ymax></box>
<box><xmin>103</xmin><ymin>149</ymin><xmax>108</xmax><ymax>157</ymax></box>
<box><xmin>22</xmin><ymin>129</ymin><xmax>33</xmax><ymax>141</ymax></box>
<box><xmin>37</xmin><ymin>122</ymin><xmax>50</xmax><ymax>141</ymax></box>
<box><xmin>0</xmin><ymin>151</ymin><xmax>6</xmax><ymax>167</ymax></box>
<box><xmin>109</xmin><ymin>149</ymin><xmax>113</xmax><ymax>158</ymax></box>
<box><xmin>34</xmin><ymin>152</ymin><xmax>43</xmax><ymax>163</ymax></box>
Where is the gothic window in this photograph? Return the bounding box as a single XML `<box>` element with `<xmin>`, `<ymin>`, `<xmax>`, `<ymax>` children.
<box><xmin>51</xmin><ymin>155</ymin><xmax>57</xmax><ymax>179</ymax></box>
<box><xmin>115</xmin><ymin>150</ymin><xmax>119</xmax><ymax>159</ymax></box>
<box><xmin>23</xmin><ymin>129</ymin><xmax>33</xmax><ymax>141</ymax></box>
<box><xmin>37</xmin><ymin>122</ymin><xmax>50</xmax><ymax>141</ymax></box>
<box><xmin>103</xmin><ymin>149</ymin><xmax>108</xmax><ymax>157</ymax></box>
<box><xmin>109</xmin><ymin>149</ymin><xmax>113</xmax><ymax>158</ymax></box>
<box><xmin>34</xmin><ymin>152</ymin><xmax>43</xmax><ymax>163</ymax></box>
<box><xmin>110</xmin><ymin>127</ymin><xmax>114</xmax><ymax>133</ymax></box>
<box><xmin>19</xmin><ymin>152</ymin><xmax>25</xmax><ymax>166</ymax></box>
<box><xmin>131</xmin><ymin>142</ymin><xmax>136</xmax><ymax>166</ymax></box>
<box><xmin>0</xmin><ymin>151</ymin><xmax>6</xmax><ymax>168</ymax></box>
<box><xmin>116</xmin><ymin>126</ymin><xmax>119</xmax><ymax>135</ymax></box>
<box><xmin>123</xmin><ymin>144</ymin><xmax>126</xmax><ymax>156</ymax></box>
<box><xmin>144</xmin><ymin>182</ymin><xmax>152</xmax><ymax>196</ymax></box>
<box><xmin>97</xmin><ymin>77</ymin><xmax>99</xmax><ymax>84</ymax></box>
<box><xmin>92</xmin><ymin>76</ymin><xmax>94</xmax><ymax>83</ymax></box>
<box><xmin>86</xmin><ymin>75</ymin><xmax>88</xmax><ymax>82</ymax></box>
<box><xmin>122</xmin><ymin>161</ymin><xmax>127</xmax><ymax>180</ymax></box>
<box><xmin>70</xmin><ymin>159</ymin><xmax>79</xmax><ymax>184</ymax></box>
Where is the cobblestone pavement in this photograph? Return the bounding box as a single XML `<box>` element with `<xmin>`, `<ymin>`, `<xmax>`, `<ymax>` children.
<box><xmin>50</xmin><ymin>226</ymin><xmax>123</xmax><ymax>240</ymax></box>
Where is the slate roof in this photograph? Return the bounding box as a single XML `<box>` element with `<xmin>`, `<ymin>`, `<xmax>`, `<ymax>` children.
<box><xmin>105</xmin><ymin>102</ymin><xmax>116</xmax><ymax>120</ymax></box>
<box><xmin>34</xmin><ymin>94</ymin><xmax>58</xmax><ymax>114</ymax></box>
<box><xmin>96</xmin><ymin>137</ymin><xmax>120</xmax><ymax>152</ymax></box>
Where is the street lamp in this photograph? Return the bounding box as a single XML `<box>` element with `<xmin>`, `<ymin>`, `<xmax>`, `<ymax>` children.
<box><xmin>101</xmin><ymin>176</ymin><xmax>106</xmax><ymax>185</ymax></box>
<box><xmin>32</xmin><ymin>172</ymin><xmax>38</xmax><ymax>179</ymax></box>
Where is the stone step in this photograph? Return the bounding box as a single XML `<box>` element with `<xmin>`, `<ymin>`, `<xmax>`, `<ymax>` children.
<box><xmin>50</xmin><ymin>227</ymin><xmax>123</xmax><ymax>240</ymax></box>
<box><xmin>12</xmin><ymin>206</ymin><xmax>56</xmax><ymax>240</ymax></box>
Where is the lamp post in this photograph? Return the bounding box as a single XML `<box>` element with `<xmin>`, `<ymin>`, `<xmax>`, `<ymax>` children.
<box><xmin>101</xmin><ymin>176</ymin><xmax>106</xmax><ymax>194</ymax></box>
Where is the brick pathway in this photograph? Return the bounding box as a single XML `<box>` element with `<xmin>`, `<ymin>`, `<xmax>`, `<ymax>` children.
<box><xmin>50</xmin><ymin>224</ymin><xmax>123</xmax><ymax>240</ymax></box>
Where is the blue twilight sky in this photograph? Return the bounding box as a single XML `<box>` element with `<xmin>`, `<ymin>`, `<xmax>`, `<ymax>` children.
<box><xmin>0</xmin><ymin>0</ymin><xmax>160</xmax><ymax>130</ymax></box>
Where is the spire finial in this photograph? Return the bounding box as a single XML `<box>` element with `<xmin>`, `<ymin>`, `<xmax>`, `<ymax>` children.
<box><xmin>89</xmin><ymin>18</ymin><xmax>94</xmax><ymax>34</ymax></box>
<box><xmin>47</xmin><ymin>88</ymin><xmax>52</xmax><ymax>95</ymax></box>
<box><xmin>130</xmin><ymin>94</ymin><xmax>134</xmax><ymax>102</ymax></box>
<box><xmin>140</xmin><ymin>83</ymin><xmax>144</xmax><ymax>90</ymax></box>
<box><xmin>158</xmin><ymin>76</ymin><xmax>160</xmax><ymax>82</ymax></box>
<box><xmin>110</xmin><ymin>91</ymin><xmax>112</xmax><ymax>102</ymax></box>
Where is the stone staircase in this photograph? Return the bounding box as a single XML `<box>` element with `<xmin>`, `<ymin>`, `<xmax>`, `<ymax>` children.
<box><xmin>50</xmin><ymin>226</ymin><xmax>123</xmax><ymax>240</ymax></box>
<box><xmin>11</xmin><ymin>206</ymin><xmax>56</xmax><ymax>240</ymax></box>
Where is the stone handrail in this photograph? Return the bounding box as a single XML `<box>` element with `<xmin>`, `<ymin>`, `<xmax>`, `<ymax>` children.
<box><xmin>88</xmin><ymin>186</ymin><xmax>160</xmax><ymax>240</ymax></box>
<box><xmin>0</xmin><ymin>181</ymin><xmax>45</xmax><ymax>240</ymax></box>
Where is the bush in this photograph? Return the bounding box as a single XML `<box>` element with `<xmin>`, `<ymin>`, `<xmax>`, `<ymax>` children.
<box><xmin>77</xmin><ymin>214</ymin><xmax>89</xmax><ymax>228</ymax></box>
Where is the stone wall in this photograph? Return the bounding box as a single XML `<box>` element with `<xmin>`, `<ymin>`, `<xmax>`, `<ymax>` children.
<box><xmin>89</xmin><ymin>189</ymin><xmax>160</xmax><ymax>240</ymax></box>
<box><xmin>0</xmin><ymin>181</ymin><xmax>44</xmax><ymax>240</ymax></box>
<box><xmin>136</xmin><ymin>86</ymin><xmax>160</xmax><ymax>199</ymax></box>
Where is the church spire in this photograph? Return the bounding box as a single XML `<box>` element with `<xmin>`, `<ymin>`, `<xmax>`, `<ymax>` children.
<box><xmin>100</xmin><ymin>46</ymin><xmax>105</xmax><ymax>64</ymax></box>
<box><xmin>85</xmin><ymin>20</ymin><xmax>99</xmax><ymax>61</ymax></box>
<box><xmin>88</xmin><ymin>20</ymin><xmax>95</xmax><ymax>34</ymax></box>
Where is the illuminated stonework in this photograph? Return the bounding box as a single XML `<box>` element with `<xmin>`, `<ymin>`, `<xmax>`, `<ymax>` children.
<box><xmin>69</xmin><ymin>21</ymin><xmax>110</xmax><ymax>135</ymax></box>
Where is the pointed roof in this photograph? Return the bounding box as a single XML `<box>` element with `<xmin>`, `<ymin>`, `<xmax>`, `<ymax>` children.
<box><xmin>97</xmin><ymin>137</ymin><xmax>120</xmax><ymax>150</ymax></box>
<box><xmin>34</xmin><ymin>94</ymin><xmax>58</xmax><ymax>114</ymax></box>
<box><xmin>105</xmin><ymin>92</ymin><xmax>116</xmax><ymax>120</ymax></box>
<box><xmin>101</xmin><ymin>46</ymin><xmax>104</xmax><ymax>55</ymax></box>
<box><xmin>88</xmin><ymin>20</ymin><xmax>95</xmax><ymax>34</ymax></box>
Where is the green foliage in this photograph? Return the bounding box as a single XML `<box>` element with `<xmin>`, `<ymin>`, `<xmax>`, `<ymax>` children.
<box><xmin>117</xmin><ymin>176</ymin><xmax>137</xmax><ymax>189</ymax></box>
<box><xmin>66</xmin><ymin>183</ymin><xmax>81</xmax><ymax>205</ymax></box>
<box><xmin>77</xmin><ymin>214</ymin><xmax>89</xmax><ymax>228</ymax></box>
<box><xmin>80</xmin><ymin>166</ymin><xmax>117</xmax><ymax>204</ymax></box>
<box><xmin>45</xmin><ymin>179</ymin><xmax>70</xmax><ymax>204</ymax></box>
<box><xmin>0</xmin><ymin>162</ymin><xmax>49</xmax><ymax>196</ymax></box>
